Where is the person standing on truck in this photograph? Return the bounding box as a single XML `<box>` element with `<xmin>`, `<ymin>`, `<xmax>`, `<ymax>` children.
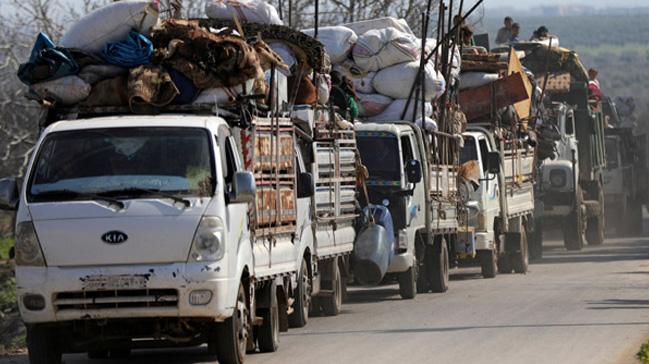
<box><xmin>530</xmin><ymin>26</ymin><xmax>550</xmax><ymax>41</ymax></box>
<box><xmin>588</xmin><ymin>68</ymin><xmax>603</xmax><ymax>102</ymax></box>
<box><xmin>496</xmin><ymin>16</ymin><xmax>514</xmax><ymax>45</ymax></box>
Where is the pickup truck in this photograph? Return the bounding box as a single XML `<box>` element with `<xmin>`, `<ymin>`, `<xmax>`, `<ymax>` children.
<box><xmin>459</xmin><ymin>125</ymin><xmax>536</xmax><ymax>278</ymax></box>
<box><xmin>0</xmin><ymin>106</ymin><xmax>357</xmax><ymax>364</ymax></box>
<box><xmin>355</xmin><ymin>122</ymin><xmax>458</xmax><ymax>298</ymax></box>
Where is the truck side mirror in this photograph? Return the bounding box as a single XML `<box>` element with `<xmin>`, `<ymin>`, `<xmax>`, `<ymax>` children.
<box><xmin>231</xmin><ymin>171</ymin><xmax>256</xmax><ymax>203</ymax></box>
<box><xmin>0</xmin><ymin>178</ymin><xmax>18</xmax><ymax>211</ymax></box>
<box><xmin>297</xmin><ymin>172</ymin><xmax>314</xmax><ymax>198</ymax></box>
<box><xmin>487</xmin><ymin>152</ymin><xmax>501</xmax><ymax>175</ymax></box>
<box><xmin>406</xmin><ymin>160</ymin><xmax>422</xmax><ymax>184</ymax></box>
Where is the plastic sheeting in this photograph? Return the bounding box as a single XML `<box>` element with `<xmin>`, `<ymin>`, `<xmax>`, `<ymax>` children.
<box><xmin>102</xmin><ymin>31</ymin><xmax>153</xmax><ymax>68</ymax></box>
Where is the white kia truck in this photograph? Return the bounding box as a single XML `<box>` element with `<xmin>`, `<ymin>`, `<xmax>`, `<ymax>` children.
<box><xmin>0</xmin><ymin>114</ymin><xmax>323</xmax><ymax>364</ymax></box>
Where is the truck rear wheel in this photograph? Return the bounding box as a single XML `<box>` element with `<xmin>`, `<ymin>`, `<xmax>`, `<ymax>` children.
<box><xmin>398</xmin><ymin>267</ymin><xmax>417</xmax><ymax>299</ymax></box>
<box><xmin>256</xmin><ymin>284</ymin><xmax>279</xmax><ymax>353</ymax></box>
<box><xmin>586</xmin><ymin>216</ymin><xmax>605</xmax><ymax>246</ymax></box>
<box><xmin>27</xmin><ymin>325</ymin><xmax>62</xmax><ymax>364</ymax></box>
<box><xmin>214</xmin><ymin>283</ymin><xmax>249</xmax><ymax>364</ymax></box>
<box><xmin>429</xmin><ymin>237</ymin><xmax>449</xmax><ymax>293</ymax></box>
<box><xmin>321</xmin><ymin>259</ymin><xmax>343</xmax><ymax>316</ymax></box>
<box><xmin>479</xmin><ymin>250</ymin><xmax>497</xmax><ymax>279</ymax></box>
<box><xmin>529</xmin><ymin>219</ymin><xmax>543</xmax><ymax>260</ymax></box>
<box><xmin>512</xmin><ymin>229</ymin><xmax>529</xmax><ymax>274</ymax></box>
<box><xmin>288</xmin><ymin>258</ymin><xmax>311</xmax><ymax>328</ymax></box>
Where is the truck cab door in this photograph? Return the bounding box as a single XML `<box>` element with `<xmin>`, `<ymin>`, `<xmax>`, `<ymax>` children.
<box><xmin>217</xmin><ymin>128</ymin><xmax>251</xmax><ymax>267</ymax></box>
<box><xmin>400</xmin><ymin>133</ymin><xmax>423</xmax><ymax>228</ymax></box>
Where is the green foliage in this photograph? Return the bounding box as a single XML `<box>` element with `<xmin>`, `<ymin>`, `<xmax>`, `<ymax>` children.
<box><xmin>0</xmin><ymin>264</ymin><xmax>16</xmax><ymax>314</ymax></box>
<box><xmin>638</xmin><ymin>340</ymin><xmax>649</xmax><ymax>363</ymax></box>
<box><xmin>0</xmin><ymin>238</ymin><xmax>13</xmax><ymax>261</ymax></box>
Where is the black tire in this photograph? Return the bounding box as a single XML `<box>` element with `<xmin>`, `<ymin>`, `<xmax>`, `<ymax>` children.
<box><xmin>429</xmin><ymin>237</ymin><xmax>449</xmax><ymax>293</ymax></box>
<box><xmin>416</xmin><ymin>240</ymin><xmax>430</xmax><ymax>294</ymax></box>
<box><xmin>563</xmin><ymin>212</ymin><xmax>585</xmax><ymax>251</ymax></box>
<box><xmin>497</xmin><ymin>253</ymin><xmax>512</xmax><ymax>274</ymax></box>
<box><xmin>27</xmin><ymin>325</ymin><xmax>62</xmax><ymax>364</ymax></box>
<box><xmin>321</xmin><ymin>260</ymin><xmax>342</xmax><ymax>316</ymax></box>
<box><xmin>512</xmin><ymin>228</ymin><xmax>529</xmax><ymax>274</ymax></box>
<box><xmin>479</xmin><ymin>250</ymin><xmax>497</xmax><ymax>279</ymax></box>
<box><xmin>214</xmin><ymin>283</ymin><xmax>249</xmax><ymax>364</ymax></box>
<box><xmin>586</xmin><ymin>216</ymin><xmax>605</xmax><ymax>246</ymax></box>
<box><xmin>288</xmin><ymin>258</ymin><xmax>311</xmax><ymax>328</ymax></box>
<box><xmin>586</xmin><ymin>187</ymin><xmax>605</xmax><ymax>246</ymax></box>
<box><xmin>256</xmin><ymin>284</ymin><xmax>279</xmax><ymax>353</ymax></box>
<box><xmin>398</xmin><ymin>267</ymin><xmax>417</xmax><ymax>299</ymax></box>
<box><xmin>528</xmin><ymin>219</ymin><xmax>543</xmax><ymax>260</ymax></box>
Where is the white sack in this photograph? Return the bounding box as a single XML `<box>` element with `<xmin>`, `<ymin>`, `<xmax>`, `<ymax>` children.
<box><xmin>318</xmin><ymin>73</ymin><xmax>331</xmax><ymax>105</ymax></box>
<box><xmin>357</xmin><ymin>93</ymin><xmax>392</xmax><ymax>117</ymax></box>
<box><xmin>32</xmin><ymin>76</ymin><xmax>91</xmax><ymax>105</ymax></box>
<box><xmin>60</xmin><ymin>1</ymin><xmax>159</xmax><ymax>53</ymax></box>
<box><xmin>193</xmin><ymin>87</ymin><xmax>238</xmax><ymax>105</ymax></box>
<box><xmin>366</xmin><ymin>99</ymin><xmax>433</xmax><ymax>122</ymax></box>
<box><xmin>353</xmin><ymin>27</ymin><xmax>420</xmax><ymax>72</ymax></box>
<box><xmin>303</xmin><ymin>26</ymin><xmax>357</xmax><ymax>64</ymax></box>
<box><xmin>343</xmin><ymin>17</ymin><xmax>414</xmax><ymax>36</ymax></box>
<box><xmin>268</xmin><ymin>41</ymin><xmax>297</xmax><ymax>75</ymax></box>
<box><xmin>205</xmin><ymin>0</ymin><xmax>282</xmax><ymax>25</ymax></box>
<box><xmin>459</xmin><ymin>72</ymin><xmax>499</xmax><ymax>90</ymax></box>
<box><xmin>352</xmin><ymin>72</ymin><xmax>376</xmax><ymax>94</ymax></box>
<box><xmin>415</xmin><ymin>117</ymin><xmax>438</xmax><ymax>133</ymax></box>
<box><xmin>373</xmin><ymin>61</ymin><xmax>446</xmax><ymax>100</ymax></box>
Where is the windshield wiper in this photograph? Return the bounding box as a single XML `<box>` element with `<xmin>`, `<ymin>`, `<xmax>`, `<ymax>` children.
<box><xmin>32</xmin><ymin>189</ymin><xmax>125</xmax><ymax>209</ymax></box>
<box><xmin>101</xmin><ymin>187</ymin><xmax>191</xmax><ymax>208</ymax></box>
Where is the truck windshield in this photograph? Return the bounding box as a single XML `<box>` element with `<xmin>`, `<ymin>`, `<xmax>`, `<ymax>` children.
<box><xmin>605</xmin><ymin>137</ymin><xmax>619</xmax><ymax>169</ymax></box>
<box><xmin>356</xmin><ymin>133</ymin><xmax>401</xmax><ymax>181</ymax></box>
<box><xmin>28</xmin><ymin>127</ymin><xmax>215</xmax><ymax>202</ymax></box>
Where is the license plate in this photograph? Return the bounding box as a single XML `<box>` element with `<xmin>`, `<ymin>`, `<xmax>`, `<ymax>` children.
<box><xmin>83</xmin><ymin>275</ymin><xmax>148</xmax><ymax>291</ymax></box>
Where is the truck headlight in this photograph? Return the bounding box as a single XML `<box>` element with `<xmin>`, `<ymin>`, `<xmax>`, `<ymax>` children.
<box><xmin>189</xmin><ymin>217</ymin><xmax>225</xmax><ymax>262</ymax></box>
<box><xmin>15</xmin><ymin>221</ymin><xmax>46</xmax><ymax>267</ymax></box>
<box><xmin>549</xmin><ymin>170</ymin><xmax>567</xmax><ymax>188</ymax></box>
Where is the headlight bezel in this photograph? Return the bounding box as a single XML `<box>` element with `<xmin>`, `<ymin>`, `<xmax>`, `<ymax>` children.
<box><xmin>15</xmin><ymin>221</ymin><xmax>46</xmax><ymax>267</ymax></box>
<box><xmin>188</xmin><ymin>217</ymin><xmax>226</xmax><ymax>263</ymax></box>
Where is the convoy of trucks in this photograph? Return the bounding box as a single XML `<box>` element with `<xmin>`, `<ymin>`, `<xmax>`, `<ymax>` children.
<box><xmin>0</xmin><ymin>3</ymin><xmax>641</xmax><ymax>364</ymax></box>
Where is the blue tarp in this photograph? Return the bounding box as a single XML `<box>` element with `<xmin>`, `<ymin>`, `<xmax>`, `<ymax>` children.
<box><xmin>101</xmin><ymin>31</ymin><xmax>153</xmax><ymax>68</ymax></box>
<box><xmin>17</xmin><ymin>33</ymin><xmax>80</xmax><ymax>86</ymax></box>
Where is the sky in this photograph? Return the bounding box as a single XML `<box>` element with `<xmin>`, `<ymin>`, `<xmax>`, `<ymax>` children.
<box><xmin>484</xmin><ymin>0</ymin><xmax>648</xmax><ymax>8</ymax></box>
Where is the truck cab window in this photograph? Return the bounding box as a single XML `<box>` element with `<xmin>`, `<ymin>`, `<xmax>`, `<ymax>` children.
<box><xmin>400</xmin><ymin>135</ymin><xmax>415</xmax><ymax>165</ymax></box>
<box><xmin>566</xmin><ymin>113</ymin><xmax>575</xmax><ymax>135</ymax></box>
<box><xmin>460</xmin><ymin>137</ymin><xmax>478</xmax><ymax>164</ymax></box>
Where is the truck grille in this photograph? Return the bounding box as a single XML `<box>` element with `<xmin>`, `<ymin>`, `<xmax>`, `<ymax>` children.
<box><xmin>54</xmin><ymin>289</ymin><xmax>178</xmax><ymax>311</ymax></box>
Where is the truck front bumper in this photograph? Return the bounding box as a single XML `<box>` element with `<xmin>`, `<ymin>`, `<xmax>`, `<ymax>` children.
<box><xmin>17</xmin><ymin>262</ymin><xmax>237</xmax><ymax>324</ymax></box>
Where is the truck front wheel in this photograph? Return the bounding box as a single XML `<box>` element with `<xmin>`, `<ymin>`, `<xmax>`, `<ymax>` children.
<box><xmin>563</xmin><ymin>212</ymin><xmax>585</xmax><ymax>251</ymax></box>
<box><xmin>213</xmin><ymin>283</ymin><xmax>249</xmax><ymax>364</ymax></box>
<box><xmin>27</xmin><ymin>325</ymin><xmax>62</xmax><ymax>364</ymax></box>
<box><xmin>256</xmin><ymin>283</ymin><xmax>279</xmax><ymax>353</ymax></box>
<box><xmin>586</xmin><ymin>215</ymin><xmax>605</xmax><ymax>246</ymax></box>
<box><xmin>429</xmin><ymin>237</ymin><xmax>449</xmax><ymax>293</ymax></box>
<box><xmin>321</xmin><ymin>259</ymin><xmax>343</xmax><ymax>316</ymax></box>
<box><xmin>479</xmin><ymin>250</ymin><xmax>497</xmax><ymax>278</ymax></box>
<box><xmin>398</xmin><ymin>267</ymin><xmax>417</xmax><ymax>299</ymax></box>
<box><xmin>288</xmin><ymin>258</ymin><xmax>311</xmax><ymax>328</ymax></box>
<box><xmin>512</xmin><ymin>228</ymin><xmax>529</xmax><ymax>274</ymax></box>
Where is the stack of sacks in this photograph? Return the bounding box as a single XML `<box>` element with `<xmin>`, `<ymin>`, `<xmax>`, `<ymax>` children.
<box><xmin>458</xmin><ymin>53</ymin><xmax>507</xmax><ymax>92</ymax></box>
<box><xmin>305</xmin><ymin>21</ymin><xmax>447</xmax><ymax>122</ymax></box>
<box><xmin>18</xmin><ymin>0</ymin><xmax>290</xmax><ymax>110</ymax></box>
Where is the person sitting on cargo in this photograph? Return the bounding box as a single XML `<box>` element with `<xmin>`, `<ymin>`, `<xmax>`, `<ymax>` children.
<box><xmin>495</xmin><ymin>16</ymin><xmax>514</xmax><ymax>45</ymax></box>
<box><xmin>588</xmin><ymin>68</ymin><xmax>603</xmax><ymax>101</ymax></box>
<box><xmin>460</xmin><ymin>26</ymin><xmax>475</xmax><ymax>47</ymax></box>
<box><xmin>530</xmin><ymin>26</ymin><xmax>550</xmax><ymax>41</ymax></box>
<box><xmin>509</xmin><ymin>23</ymin><xmax>521</xmax><ymax>43</ymax></box>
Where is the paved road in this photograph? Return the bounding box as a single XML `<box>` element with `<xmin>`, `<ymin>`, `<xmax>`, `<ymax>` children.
<box><xmin>4</xmin><ymin>235</ymin><xmax>649</xmax><ymax>364</ymax></box>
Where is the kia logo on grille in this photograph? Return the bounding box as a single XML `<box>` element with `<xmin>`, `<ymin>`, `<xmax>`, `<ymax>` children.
<box><xmin>101</xmin><ymin>231</ymin><xmax>128</xmax><ymax>244</ymax></box>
